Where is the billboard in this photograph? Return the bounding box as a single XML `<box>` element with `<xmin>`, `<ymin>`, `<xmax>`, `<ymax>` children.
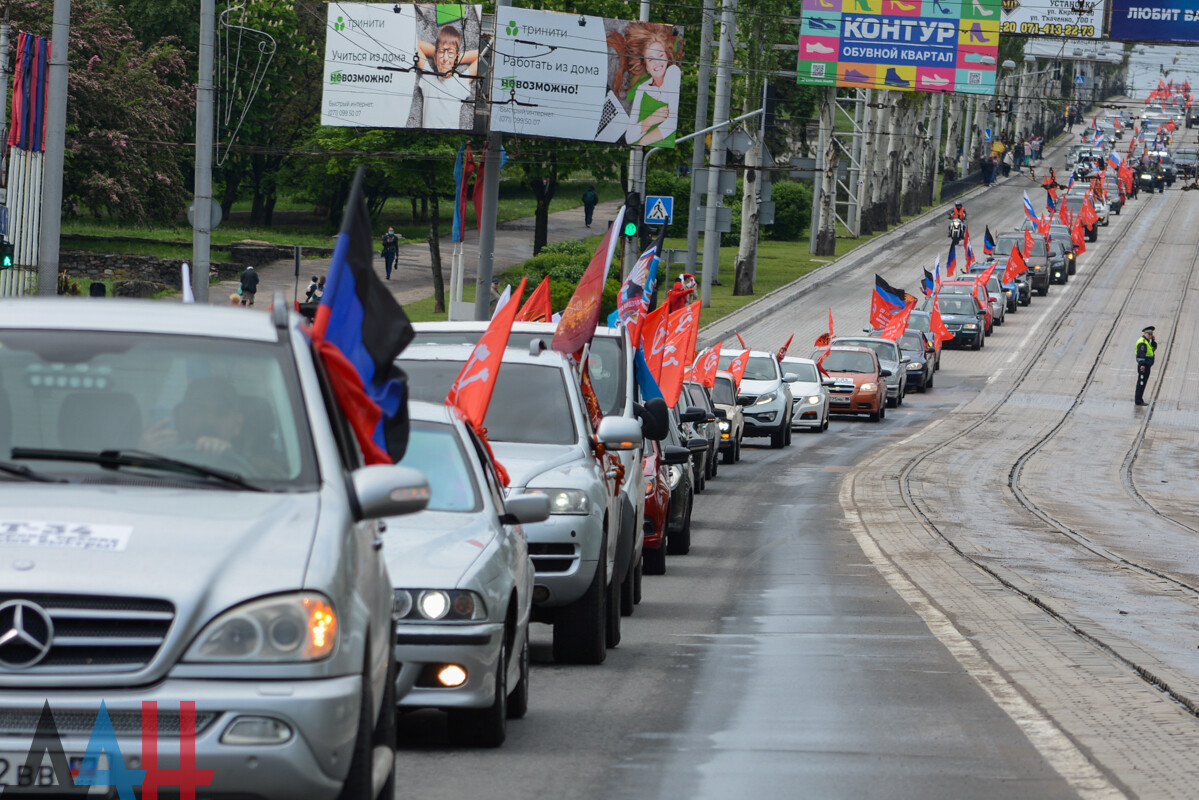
<box><xmin>321</xmin><ymin>3</ymin><xmax>483</xmax><ymax>130</ymax></box>
<box><xmin>490</xmin><ymin>8</ymin><xmax>684</xmax><ymax>146</ymax></box>
<box><xmin>797</xmin><ymin>0</ymin><xmax>1000</xmax><ymax>95</ymax></box>
<box><xmin>1110</xmin><ymin>0</ymin><xmax>1199</xmax><ymax>43</ymax></box>
<box><xmin>999</xmin><ymin>0</ymin><xmax>1102</xmax><ymax>38</ymax></box>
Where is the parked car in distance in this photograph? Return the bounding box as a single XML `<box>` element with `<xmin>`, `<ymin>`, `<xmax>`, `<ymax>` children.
<box><xmin>812</xmin><ymin>345</ymin><xmax>889</xmax><ymax>422</ymax></box>
<box><xmin>387</xmin><ymin>403</ymin><xmax>550</xmax><ymax>747</ymax></box>
<box><xmin>781</xmin><ymin>357</ymin><xmax>831</xmax><ymax>432</ymax></box>
<box><xmin>710</xmin><ymin>370</ymin><xmax>746</xmax><ymax>462</ymax></box>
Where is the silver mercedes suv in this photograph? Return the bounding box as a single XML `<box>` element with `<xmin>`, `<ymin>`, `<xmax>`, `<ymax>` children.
<box><xmin>0</xmin><ymin>298</ymin><xmax>427</xmax><ymax>799</ymax></box>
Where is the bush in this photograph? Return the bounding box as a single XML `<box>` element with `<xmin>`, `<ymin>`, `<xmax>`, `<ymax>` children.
<box><xmin>645</xmin><ymin>171</ymin><xmax>691</xmax><ymax>239</ymax></box>
<box><xmin>539</xmin><ymin>240</ymin><xmax>590</xmax><ymax>256</ymax></box>
<box><xmin>766</xmin><ymin>181</ymin><xmax>812</xmax><ymax>241</ymax></box>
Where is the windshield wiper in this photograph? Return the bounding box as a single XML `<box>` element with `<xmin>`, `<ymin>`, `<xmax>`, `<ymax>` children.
<box><xmin>11</xmin><ymin>448</ymin><xmax>264</xmax><ymax>492</ymax></box>
<box><xmin>0</xmin><ymin>460</ymin><xmax>64</xmax><ymax>483</ymax></box>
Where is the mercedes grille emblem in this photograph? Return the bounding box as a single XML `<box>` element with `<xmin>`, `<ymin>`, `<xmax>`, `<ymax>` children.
<box><xmin>0</xmin><ymin>600</ymin><xmax>55</xmax><ymax>669</ymax></box>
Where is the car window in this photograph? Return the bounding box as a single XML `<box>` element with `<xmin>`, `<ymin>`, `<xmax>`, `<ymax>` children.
<box><xmin>400</xmin><ymin>359</ymin><xmax>577</xmax><ymax>445</ymax></box>
<box><xmin>397</xmin><ymin>421</ymin><xmax>482</xmax><ymax>512</ymax></box>
<box><xmin>711</xmin><ymin>378</ymin><xmax>735</xmax><ymax>406</ymax></box>
<box><xmin>718</xmin><ymin>354</ymin><xmax>778</xmax><ymax>381</ymax></box>
<box><xmin>0</xmin><ymin>330</ymin><xmax>316</xmax><ymax>488</ymax></box>
<box><xmin>785</xmin><ymin>362</ymin><xmax>819</xmax><ymax>382</ymax></box>
<box><xmin>899</xmin><ymin>332</ymin><xmax>924</xmax><ymax>351</ymax></box>
<box><xmin>685</xmin><ymin>383</ymin><xmax>708</xmax><ymax>410</ymax></box>
<box><xmin>939</xmin><ymin>297</ymin><xmax>975</xmax><ymax>315</ymax></box>
<box><xmin>821</xmin><ymin>350</ymin><xmax>875</xmax><ymax>374</ymax></box>
<box><xmin>834</xmin><ymin>339</ymin><xmax>898</xmax><ymax>362</ymax></box>
<box><xmin>996</xmin><ymin>236</ymin><xmax>1046</xmax><ymax>258</ymax></box>
<box><xmin>909</xmin><ymin>314</ymin><xmax>930</xmax><ymax>333</ymax></box>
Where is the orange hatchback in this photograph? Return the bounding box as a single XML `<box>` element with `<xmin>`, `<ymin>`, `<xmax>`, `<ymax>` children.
<box><xmin>815</xmin><ymin>345</ymin><xmax>890</xmax><ymax>422</ymax></box>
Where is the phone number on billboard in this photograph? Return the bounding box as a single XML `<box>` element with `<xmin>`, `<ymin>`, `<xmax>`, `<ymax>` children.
<box><xmin>999</xmin><ymin>21</ymin><xmax>1096</xmax><ymax>36</ymax></box>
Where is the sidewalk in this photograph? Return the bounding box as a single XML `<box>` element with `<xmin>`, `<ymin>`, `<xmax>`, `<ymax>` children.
<box><xmin>210</xmin><ymin>198</ymin><xmax>623</xmax><ymax>308</ymax></box>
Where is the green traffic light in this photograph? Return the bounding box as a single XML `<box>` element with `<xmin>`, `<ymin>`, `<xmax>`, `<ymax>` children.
<box><xmin>623</xmin><ymin>221</ymin><xmax>638</xmax><ymax>237</ymax></box>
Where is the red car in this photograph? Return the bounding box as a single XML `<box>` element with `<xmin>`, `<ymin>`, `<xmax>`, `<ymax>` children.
<box><xmin>641</xmin><ymin>438</ymin><xmax>671</xmax><ymax>575</ymax></box>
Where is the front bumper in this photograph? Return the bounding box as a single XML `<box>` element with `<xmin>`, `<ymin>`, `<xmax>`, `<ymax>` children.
<box><xmin>947</xmin><ymin>328</ymin><xmax>980</xmax><ymax>345</ymax></box>
<box><xmin>0</xmin><ymin>675</ymin><xmax>365</xmax><ymax>799</ymax></box>
<box><xmin>523</xmin><ymin>511</ymin><xmax>604</xmax><ymax>608</ymax></box>
<box><xmin>827</xmin><ymin>391</ymin><xmax>878</xmax><ymax>414</ymax></box>
<box><xmin>394</xmin><ymin>622</ymin><xmax>504</xmax><ymax>711</ymax></box>
<box><xmin>742</xmin><ymin>401</ymin><xmax>785</xmax><ymax>436</ymax></box>
<box><xmin>791</xmin><ymin>401</ymin><xmax>824</xmax><ymax>429</ymax></box>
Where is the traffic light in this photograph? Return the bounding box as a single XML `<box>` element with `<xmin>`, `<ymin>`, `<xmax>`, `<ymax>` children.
<box><xmin>0</xmin><ymin>239</ymin><xmax>13</xmax><ymax>270</ymax></box>
<box><xmin>623</xmin><ymin>192</ymin><xmax>641</xmax><ymax>238</ymax></box>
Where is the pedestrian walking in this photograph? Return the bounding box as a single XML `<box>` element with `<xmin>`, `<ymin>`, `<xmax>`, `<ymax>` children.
<box><xmin>1002</xmin><ymin>150</ymin><xmax>1013</xmax><ymax>177</ymax></box>
<box><xmin>381</xmin><ymin>227</ymin><xmax>400</xmax><ymax>279</ymax></box>
<box><xmin>239</xmin><ymin>265</ymin><xmax>259</xmax><ymax>307</ymax></box>
<box><xmin>981</xmin><ymin>156</ymin><xmax>994</xmax><ymax>184</ymax></box>
<box><xmin>1013</xmin><ymin>142</ymin><xmax>1023</xmax><ymax>174</ymax></box>
<box><xmin>489</xmin><ymin>278</ymin><xmax>501</xmax><ymax>314</ymax></box>
<box><xmin>582</xmin><ymin>184</ymin><xmax>599</xmax><ymax>228</ymax></box>
<box><xmin>1135</xmin><ymin>326</ymin><xmax>1157</xmax><ymax>406</ymax></box>
<box><xmin>305</xmin><ymin>275</ymin><xmax>320</xmax><ymax>302</ymax></box>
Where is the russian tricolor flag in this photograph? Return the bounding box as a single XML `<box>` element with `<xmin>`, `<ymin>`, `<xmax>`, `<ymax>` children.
<box><xmin>1108</xmin><ymin>150</ymin><xmax>1123</xmax><ymax>169</ymax></box>
<box><xmin>1022</xmin><ymin>192</ymin><xmax>1038</xmax><ymax>225</ymax></box>
<box><xmin>312</xmin><ymin>167</ymin><xmax>415</xmax><ymax>465</ymax></box>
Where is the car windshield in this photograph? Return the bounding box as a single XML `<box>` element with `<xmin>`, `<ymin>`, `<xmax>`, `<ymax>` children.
<box><xmin>939</xmin><ymin>297</ymin><xmax>976</xmax><ymax>315</ymax></box>
<box><xmin>414</xmin><ymin>330</ymin><xmax>626</xmax><ymax>418</ymax></box>
<box><xmin>785</xmin><ymin>362</ymin><xmax>819</xmax><ymax>382</ymax></box>
<box><xmin>0</xmin><ymin>330</ymin><xmax>315</xmax><ymax>488</ymax></box>
<box><xmin>834</xmin><ymin>338</ymin><xmax>898</xmax><ymax>363</ymax></box>
<box><xmin>909</xmin><ymin>314</ymin><xmax>931</xmax><ymax>333</ymax></box>
<box><xmin>711</xmin><ymin>378</ymin><xmax>735</xmax><ymax>406</ymax></box>
<box><xmin>685</xmin><ymin>383</ymin><xmax>709</xmax><ymax>410</ymax></box>
<box><xmin>396</xmin><ymin>421</ymin><xmax>481</xmax><ymax>512</ymax></box>
<box><xmin>899</xmin><ymin>332</ymin><xmax>924</xmax><ymax>351</ymax></box>
<box><xmin>821</xmin><ymin>350</ymin><xmax>875</xmax><ymax>374</ymax></box>
<box><xmin>997</xmin><ymin>236</ymin><xmax>1046</xmax><ymax>258</ymax></box>
<box><xmin>400</xmin><ymin>360</ymin><xmax>577</xmax><ymax>445</ymax></box>
<box><xmin>718</xmin><ymin>354</ymin><xmax>778</xmax><ymax>381</ymax></box>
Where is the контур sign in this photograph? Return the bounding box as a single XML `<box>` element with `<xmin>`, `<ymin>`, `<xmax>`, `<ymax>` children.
<box><xmin>490</xmin><ymin>8</ymin><xmax>684</xmax><ymax>146</ymax></box>
<box><xmin>797</xmin><ymin>0</ymin><xmax>999</xmax><ymax>95</ymax></box>
<box><xmin>321</xmin><ymin>3</ymin><xmax>483</xmax><ymax>130</ymax></box>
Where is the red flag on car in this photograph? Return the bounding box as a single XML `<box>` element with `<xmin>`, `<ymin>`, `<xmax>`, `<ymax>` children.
<box><xmin>693</xmin><ymin>343</ymin><xmax>721</xmax><ymax>389</ymax></box>
<box><xmin>727</xmin><ymin>350</ymin><xmax>751</xmax><ymax>388</ymax></box>
<box><xmin>447</xmin><ymin>277</ymin><xmax>528</xmax><ymax>431</ymax></box>
<box><xmin>880</xmin><ymin>306</ymin><xmax>911</xmax><ymax>341</ymax></box>
<box><xmin>1023</xmin><ymin>229</ymin><xmax>1035</xmax><ymax>259</ymax></box>
<box><xmin>1071</xmin><ymin>220</ymin><xmax>1087</xmax><ymax>254</ymax></box>
<box><xmin>515</xmin><ymin>275</ymin><xmax>553</xmax><ymax>323</ymax></box>
<box><xmin>775</xmin><ymin>334</ymin><xmax>794</xmax><ymax>362</ymax></box>
<box><xmin>930</xmin><ymin>294</ymin><xmax>952</xmax><ymax>346</ymax></box>
<box><xmin>553</xmin><ymin>207</ymin><xmax>626</xmax><ymax>356</ymax></box>
<box><xmin>1003</xmin><ymin>245</ymin><xmax>1026</xmax><ymax>283</ymax></box>
<box><xmin>657</xmin><ymin>324</ymin><xmax>692</xmax><ymax>407</ymax></box>
<box><xmin>735</xmin><ymin>331</ymin><xmax>748</xmax><ymax>349</ymax></box>
<box><xmin>642</xmin><ymin>303</ymin><xmax>670</xmax><ymax>378</ymax></box>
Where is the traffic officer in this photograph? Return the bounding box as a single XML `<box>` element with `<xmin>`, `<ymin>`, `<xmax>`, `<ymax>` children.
<box><xmin>1135</xmin><ymin>326</ymin><xmax>1157</xmax><ymax>406</ymax></box>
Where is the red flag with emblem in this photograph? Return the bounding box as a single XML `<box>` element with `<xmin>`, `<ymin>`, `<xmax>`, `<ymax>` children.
<box><xmin>693</xmin><ymin>343</ymin><xmax>721</xmax><ymax>388</ymax></box>
<box><xmin>553</xmin><ymin>209</ymin><xmax>624</xmax><ymax>356</ymax></box>
<box><xmin>880</xmin><ymin>306</ymin><xmax>911</xmax><ymax>341</ymax></box>
<box><xmin>727</xmin><ymin>350</ymin><xmax>751</xmax><ymax>389</ymax></box>
<box><xmin>930</xmin><ymin>293</ymin><xmax>952</xmax><ymax>346</ymax></box>
<box><xmin>1003</xmin><ymin>245</ymin><xmax>1026</xmax><ymax>283</ymax></box>
<box><xmin>642</xmin><ymin>303</ymin><xmax>670</xmax><ymax>379</ymax></box>
<box><xmin>657</xmin><ymin>324</ymin><xmax>692</xmax><ymax>407</ymax></box>
<box><xmin>447</xmin><ymin>277</ymin><xmax>527</xmax><ymax>430</ymax></box>
<box><xmin>1079</xmin><ymin>197</ymin><xmax>1098</xmax><ymax>227</ymax></box>
<box><xmin>815</xmin><ymin>308</ymin><xmax>834</xmax><ymax>375</ymax></box>
<box><xmin>1071</xmin><ymin>220</ymin><xmax>1087</xmax><ymax>254</ymax></box>
<box><xmin>1023</xmin><ymin>229</ymin><xmax>1035</xmax><ymax>258</ymax></box>
<box><xmin>515</xmin><ymin>275</ymin><xmax>553</xmax><ymax>323</ymax></box>
<box><xmin>670</xmin><ymin>300</ymin><xmax>702</xmax><ymax>367</ymax></box>
<box><xmin>1037</xmin><ymin>213</ymin><xmax>1051</xmax><ymax>235</ymax></box>
<box><xmin>1059</xmin><ymin>198</ymin><xmax>1072</xmax><ymax>226</ymax></box>
<box><xmin>775</xmin><ymin>334</ymin><xmax>794</xmax><ymax>362</ymax></box>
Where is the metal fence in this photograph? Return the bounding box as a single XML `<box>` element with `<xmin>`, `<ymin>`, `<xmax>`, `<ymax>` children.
<box><xmin>0</xmin><ymin>267</ymin><xmax>35</xmax><ymax>296</ymax></box>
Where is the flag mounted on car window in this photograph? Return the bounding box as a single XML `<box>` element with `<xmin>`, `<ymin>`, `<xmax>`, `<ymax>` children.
<box><xmin>921</xmin><ymin>269</ymin><xmax>935</xmax><ymax>297</ymax></box>
<box><xmin>312</xmin><ymin>166</ymin><xmax>415</xmax><ymax>465</ymax></box>
<box><xmin>869</xmin><ymin>274</ymin><xmax>907</xmax><ymax>329</ymax></box>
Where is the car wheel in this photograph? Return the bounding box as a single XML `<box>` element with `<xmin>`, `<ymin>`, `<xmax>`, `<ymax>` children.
<box><xmin>722</xmin><ymin>444</ymin><xmax>736</xmax><ymax>465</ymax></box>
<box><xmin>633</xmin><ymin>556</ymin><xmax>643</xmax><ymax>604</ymax></box>
<box><xmin>880</xmin><ymin>403</ymin><xmax>886</xmax><ymax>420</ymax></box>
<box><xmin>822</xmin><ymin>414</ymin><xmax>830</xmax><ymax>431</ymax></box>
<box><xmin>926</xmin><ymin>371</ymin><xmax>933</xmax><ymax>390</ymax></box>
<box><xmin>644</xmin><ymin>544</ymin><xmax>666</xmax><ymax>575</ymax></box>
<box><xmin>552</xmin><ymin>534</ymin><xmax>607</xmax><ymax>665</ymax></box>
<box><xmin>886</xmin><ymin>395</ymin><xmax>896</xmax><ymax>409</ymax></box>
<box><xmin>507</xmin><ymin>633</ymin><xmax>530</xmax><ymax>720</ymax></box>
<box><xmin>336</xmin><ymin>650</ymin><xmax>395</xmax><ymax>800</ymax></box>
<box><xmin>448</xmin><ymin>639</ymin><xmax>507</xmax><ymax>747</ymax></box>
<box><xmin>897</xmin><ymin>387</ymin><xmax>904</xmax><ymax>406</ymax></box>
<box><xmin>972</xmin><ymin>333</ymin><xmax>982</xmax><ymax>351</ymax></box>
<box><xmin>980</xmin><ymin>331</ymin><xmax>986</xmax><ymax>349</ymax></box>
<box><xmin>770</xmin><ymin>425</ymin><xmax>785</xmax><ymax>448</ymax></box>
<box><xmin>666</xmin><ymin>493</ymin><xmax>692</xmax><ymax>555</ymax></box>
<box><xmin>709</xmin><ymin>446</ymin><xmax>718</xmax><ymax>478</ymax></box>
<box><xmin>917</xmin><ymin>378</ymin><xmax>926</xmax><ymax>393</ymax></box>
<box><xmin>784</xmin><ymin>422</ymin><xmax>793</xmax><ymax>446</ymax></box>
<box><xmin>869</xmin><ymin>408</ymin><xmax>881</xmax><ymax>422</ymax></box>
<box><xmin>620</xmin><ymin>555</ymin><xmax>635</xmax><ymax>617</ymax></box>
<box><xmin>1069</xmin><ymin>261</ymin><xmax>1076</xmax><ymax>275</ymax></box>
<box><xmin>605</xmin><ymin>556</ymin><xmax>621</xmax><ymax>649</ymax></box>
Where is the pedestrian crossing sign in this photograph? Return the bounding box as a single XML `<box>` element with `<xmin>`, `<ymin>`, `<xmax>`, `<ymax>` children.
<box><xmin>644</xmin><ymin>195</ymin><xmax>673</xmax><ymax>226</ymax></box>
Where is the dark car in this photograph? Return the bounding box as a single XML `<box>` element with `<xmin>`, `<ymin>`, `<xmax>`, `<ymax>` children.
<box><xmin>1103</xmin><ymin>177</ymin><xmax>1124</xmax><ymax>214</ymax></box>
<box><xmin>1064</xmin><ymin>196</ymin><xmax>1099</xmax><ymax>242</ymax></box>
<box><xmin>1047</xmin><ymin>239</ymin><xmax>1071</xmax><ymax>284</ymax></box>
<box><xmin>1136</xmin><ymin>161</ymin><xmax>1166</xmax><ymax>193</ymax></box>
<box><xmin>1147</xmin><ymin>152</ymin><xmax>1176</xmax><ymax>184</ymax></box>
<box><xmin>906</xmin><ymin>310</ymin><xmax>942</xmax><ymax>370</ymax></box>
<box><xmin>1174</xmin><ymin>148</ymin><xmax>1197</xmax><ymax>178</ymax></box>
<box><xmin>1047</xmin><ymin>223</ymin><xmax>1078</xmax><ymax>274</ymax></box>
<box><xmin>641</xmin><ymin>438</ymin><xmax>688</xmax><ymax>575</ymax></box>
<box><xmin>663</xmin><ymin>405</ymin><xmax>697</xmax><ymax>555</ymax></box>
<box><xmin>675</xmin><ymin>400</ymin><xmax>711</xmax><ymax>493</ymax></box>
<box><xmin>896</xmin><ymin>330</ymin><xmax>934</xmax><ymax>392</ymax></box>
<box><xmin>683</xmin><ymin>380</ymin><xmax>721</xmax><ymax>482</ymax></box>
<box><xmin>928</xmin><ymin>293</ymin><xmax>986</xmax><ymax>350</ymax></box>
<box><xmin>970</xmin><ymin>262</ymin><xmax>1022</xmax><ymax>312</ymax></box>
<box><xmin>996</xmin><ymin>232</ymin><xmax>1053</xmax><ymax>294</ymax></box>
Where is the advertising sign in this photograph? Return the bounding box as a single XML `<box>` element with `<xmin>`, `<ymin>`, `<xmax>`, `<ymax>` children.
<box><xmin>797</xmin><ymin>0</ymin><xmax>1000</xmax><ymax>95</ymax></box>
<box><xmin>490</xmin><ymin>8</ymin><xmax>684</xmax><ymax>146</ymax></box>
<box><xmin>321</xmin><ymin>3</ymin><xmax>483</xmax><ymax>130</ymax></box>
<box><xmin>1110</xmin><ymin>0</ymin><xmax>1199</xmax><ymax>43</ymax></box>
<box><xmin>999</xmin><ymin>0</ymin><xmax>1102</xmax><ymax>39</ymax></box>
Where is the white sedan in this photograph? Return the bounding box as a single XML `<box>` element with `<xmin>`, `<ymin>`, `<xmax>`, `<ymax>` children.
<box><xmin>782</xmin><ymin>357</ymin><xmax>831</xmax><ymax>432</ymax></box>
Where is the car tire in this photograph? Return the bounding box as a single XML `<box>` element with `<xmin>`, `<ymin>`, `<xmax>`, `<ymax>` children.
<box><xmin>552</xmin><ymin>534</ymin><xmax>607</xmax><ymax>665</ymax></box>
<box><xmin>666</xmin><ymin>493</ymin><xmax>692</xmax><ymax>555</ymax></box>
<box><xmin>784</xmin><ymin>422</ymin><xmax>793</xmax><ymax>446</ymax></box>
<box><xmin>926</xmin><ymin>371</ymin><xmax>933</xmax><ymax>390</ymax></box>
<box><xmin>972</xmin><ymin>333</ymin><xmax>982</xmax><ymax>351</ymax></box>
<box><xmin>605</xmin><ymin>557</ymin><xmax>621</xmax><ymax>649</ymax></box>
<box><xmin>822</xmin><ymin>414</ymin><xmax>830</xmax><ymax>431</ymax></box>
<box><xmin>897</xmin><ymin>387</ymin><xmax>904</xmax><ymax>406</ymax></box>
<box><xmin>734</xmin><ymin>434</ymin><xmax>742</xmax><ymax>462</ymax></box>
<box><xmin>917</xmin><ymin>379</ymin><xmax>926</xmax><ymax>393</ymax></box>
<box><xmin>507</xmin><ymin>633</ymin><xmax>530</xmax><ymax>720</ymax></box>
<box><xmin>633</xmin><ymin>557</ymin><xmax>643</xmax><ymax>605</ymax></box>
<box><xmin>770</xmin><ymin>425</ymin><xmax>785</xmax><ymax>449</ymax></box>
<box><xmin>448</xmin><ymin>638</ymin><xmax>507</xmax><ymax>747</ymax></box>
<box><xmin>620</xmin><ymin>556</ymin><xmax>635</xmax><ymax>617</ymax></box>
<box><xmin>710</xmin><ymin>447</ymin><xmax>718</xmax><ymax>478</ymax></box>
<box><xmin>722</xmin><ymin>444</ymin><xmax>736</xmax><ymax>465</ymax></box>
<box><xmin>643</xmin><ymin>544</ymin><xmax>666</xmax><ymax>575</ymax></box>
<box><xmin>336</xmin><ymin>650</ymin><xmax>395</xmax><ymax>800</ymax></box>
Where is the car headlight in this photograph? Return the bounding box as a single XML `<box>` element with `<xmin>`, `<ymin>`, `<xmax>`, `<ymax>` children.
<box><xmin>645</xmin><ymin>476</ymin><xmax>656</xmax><ymax>496</ymax></box>
<box><xmin>806</xmin><ymin>395</ymin><xmax>822</xmax><ymax>405</ymax></box>
<box><xmin>525</xmin><ymin>488</ymin><xmax>589</xmax><ymax>515</ymax></box>
<box><xmin>185</xmin><ymin>593</ymin><xmax>337</xmax><ymax>662</ymax></box>
<box><xmin>718</xmin><ymin>419</ymin><xmax>730</xmax><ymax>432</ymax></box>
<box><xmin>394</xmin><ymin>589</ymin><xmax>486</xmax><ymax>622</ymax></box>
<box><xmin>860</xmin><ymin>383</ymin><xmax>878</xmax><ymax>392</ymax></box>
<box><xmin>667</xmin><ymin>464</ymin><xmax>683</xmax><ymax>490</ymax></box>
<box><xmin>754</xmin><ymin>390</ymin><xmax>778</xmax><ymax>405</ymax></box>
<box><xmin>906</xmin><ymin>362</ymin><xmax>922</xmax><ymax>370</ymax></box>
<box><xmin>963</xmin><ymin>323</ymin><xmax>978</xmax><ymax>330</ymax></box>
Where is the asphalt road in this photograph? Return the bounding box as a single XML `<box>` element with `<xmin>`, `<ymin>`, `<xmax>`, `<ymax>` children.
<box><xmin>393</xmin><ymin>115</ymin><xmax>1199</xmax><ymax>798</ymax></box>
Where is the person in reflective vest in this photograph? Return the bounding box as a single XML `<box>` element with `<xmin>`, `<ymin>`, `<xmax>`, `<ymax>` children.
<box><xmin>1135</xmin><ymin>326</ymin><xmax>1157</xmax><ymax>406</ymax></box>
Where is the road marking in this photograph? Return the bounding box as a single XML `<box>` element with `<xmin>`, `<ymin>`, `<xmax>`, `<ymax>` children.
<box><xmin>839</xmin><ymin>474</ymin><xmax>1126</xmax><ymax>800</ymax></box>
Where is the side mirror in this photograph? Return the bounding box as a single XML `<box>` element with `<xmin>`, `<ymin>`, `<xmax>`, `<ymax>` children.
<box><xmin>661</xmin><ymin>445</ymin><xmax>691</xmax><ymax>465</ymax></box>
<box><xmin>714</xmin><ymin>408</ymin><xmax>728</xmax><ymax>420</ymax></box>
<box><xmin>900</xmin><ymin>356</ymin><xmax>911</xmax><ymax>364</ymax></box>
<box><xmin>861</xmin><ymin>326</ymin><xmax>871</xmax><ymax>333</ymax></box>
<box><xmin>736</xmin><ymin>395</ymin><xmax>754</xmax><ymax>407</ymax></box>
<box><xmin>821</xmin><ymin>378</ymin><xmax>836</xmax><ymax>387</ymax></box>
<box><xmin>678</xmin><ymin>406</ymin><xmax>706</xmax><ymax>424</ymax></box>
<box><xmin>782</xmin><ymin>372</ymin><xmax>799</xmax><ymax>383</ymax></box>
<box><xmin>879</xmin><ymin>369</ymin><xmax>893</xmax><ymax>378</ymax></box>
<box><xmin>637</xmin><ymin>397</ymin><xmax>669</xmax><ymax>441</ymax></box>
<box><xmin>499</xmin><ymin>494</ymin><xmax>551</xmax><ymax>526</ymax></box>
<box><xmin>687</xmin><ymin>436</ymin><xmax>708</xmax><ymax>453</ymax></box>
<box><xmin>352</xmin><ymin>465</ymin><xmax>430</xmax><ymax>521</ymax></box>
<box><xmin>597</xmin><ymin>416</ymin><xmax>642</xmax><ymax>451</ymax></box>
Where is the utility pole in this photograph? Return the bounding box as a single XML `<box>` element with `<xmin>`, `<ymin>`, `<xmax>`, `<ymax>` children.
<box><xmin>36</xmin><ymin>0</ymin><xmax>70</xmax><ymax>296</ymax></box>
<box><xmin>684</xmin><ymin>0</ymin><xmax>716</xmax><ymax>278</ymax></box>
<box><xmin>700</xmin><ymin>0</ymin><xmax>736</xmax><ymax>307</ymax></box>
<box><xmin>474</xmin><ymin>0</ymin><xmax>512</xmax><ymax>320</ymax></box>
<box><xmin>623</xmin><ymin>0</ymin><xmax>653</xmax><ymax>277</ymax></box>
<box><xmin>191</xmin><ymin>0</ymin><xmax>215</xmax><ymax>303</ymax></box>
<box><xmin>0</xmin><ymin>11</ymin><xmax>10</xmax><ymax>203</ymax></box>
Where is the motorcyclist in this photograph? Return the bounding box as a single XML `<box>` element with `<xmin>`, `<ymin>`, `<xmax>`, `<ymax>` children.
<box><xmin>949</xmin><ymin>202</ymin><xmax>967</xmax><ymax>222</ymax></box>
